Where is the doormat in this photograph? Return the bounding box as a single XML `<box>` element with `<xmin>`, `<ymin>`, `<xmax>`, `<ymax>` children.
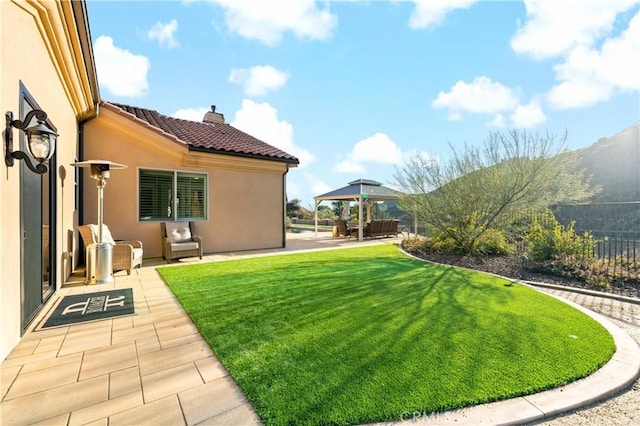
<box><xmin>40</xmin><ymin>289</ymin><xmax>134</xmax><ymax>329</ymax></box>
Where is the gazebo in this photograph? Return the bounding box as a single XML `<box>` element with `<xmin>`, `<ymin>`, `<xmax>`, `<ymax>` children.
<box><xmin>313</xmin><ymin>179</ymin><xmax>404</xmax><ymax>241</ymax></box>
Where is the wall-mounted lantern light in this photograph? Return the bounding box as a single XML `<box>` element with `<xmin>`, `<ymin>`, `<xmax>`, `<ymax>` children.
<box><xmin>5</xmin><ymin>109</ymin><xmax>58</xmax><ymax>174</ymax></box>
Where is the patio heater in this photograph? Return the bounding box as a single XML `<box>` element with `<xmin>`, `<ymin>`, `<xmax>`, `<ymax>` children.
<box><xmin>71</xmin><ymin>160</ymin><xmax>127</xmax><ymax>284</ymax></box>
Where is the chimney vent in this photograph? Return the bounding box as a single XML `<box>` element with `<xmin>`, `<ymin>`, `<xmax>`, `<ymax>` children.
<box><xmin>203</xmin><ymin>105</ymin><xmax>224</xmax><ymax>124</ymax></box>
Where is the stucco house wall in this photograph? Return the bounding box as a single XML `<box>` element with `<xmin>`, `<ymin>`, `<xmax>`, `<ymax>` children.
<box><xmin>0</xmin><ymin>0</ymin><xmax>98</xmax><ymax>361</ymax></box>
<box><xmin>81</xmin><ymin>105</ymin><xmax>293</xmax><ymax>258</ymax></box>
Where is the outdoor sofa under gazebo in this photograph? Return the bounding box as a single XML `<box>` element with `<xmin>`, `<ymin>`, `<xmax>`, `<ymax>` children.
<box><xmin>313</xmin><ymin>179</ymin><xmax>405</xmax><ymax>241</ymax></box>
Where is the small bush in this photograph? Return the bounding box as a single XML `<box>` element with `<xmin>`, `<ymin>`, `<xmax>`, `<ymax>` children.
<box><xmin>402</xmin><ymin>228</ymin><xmax>511</xmax><ymax>257</ymax></box>
<box><xmin>475</xmin><ymin>228</ymin><xmax>512</xmax><ymax>255</ymax></box>
<box><xmin>525</xmin><ymin>214</ymin><xmax>597</xmax><ymax>261</ymax></box>
<box><xmin>401</xmin><ymin>235</ymin><xmax>429</xmax><ymax>253</ymax></box>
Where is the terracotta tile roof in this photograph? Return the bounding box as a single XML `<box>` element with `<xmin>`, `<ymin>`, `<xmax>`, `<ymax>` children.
<box><xmin>102</xmin><ymin>101</ymin><xmax>299</xmax><ymax>165</ymax></box>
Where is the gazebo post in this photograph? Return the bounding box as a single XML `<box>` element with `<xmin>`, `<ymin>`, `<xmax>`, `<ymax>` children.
<box><xmin>358</xmin><ymin>196</ymin><xmax>363</xmax><ymax>241</ymax></box>
<box><xmin>314</xmin><ymin>200</ymin><xmax>319</xmax><ymax>237</ymax></box>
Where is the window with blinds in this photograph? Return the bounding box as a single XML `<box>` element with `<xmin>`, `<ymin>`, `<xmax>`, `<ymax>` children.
<box><xmin>139</xmin><ymin>169</ymin><xmax>207</xmax><ymax>221</ymax></box>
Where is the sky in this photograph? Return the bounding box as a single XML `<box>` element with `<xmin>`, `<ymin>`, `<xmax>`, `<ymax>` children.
<box><xmin>86</xmin><ymin>0</ymin><xmax>640</xmax><ymax>208</ymax></box>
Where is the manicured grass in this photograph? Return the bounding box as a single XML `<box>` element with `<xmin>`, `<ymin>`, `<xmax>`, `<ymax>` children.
<box><xmin>158</xmin><ymin>245</ymin><xmax>615</xmax><ymax>425</ymax></box>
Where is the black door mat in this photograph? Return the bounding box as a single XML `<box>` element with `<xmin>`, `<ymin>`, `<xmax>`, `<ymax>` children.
<box><xmin>39</xmin><ymin>289</ymin><xmax>134</xmax><ymax>329</ymax></box>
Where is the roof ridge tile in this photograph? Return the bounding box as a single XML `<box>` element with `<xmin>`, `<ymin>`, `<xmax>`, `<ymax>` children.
<box><xmin>102</xmin><ymin>101</ymin><xmax>298</xmax><ymax>164</ymax></box>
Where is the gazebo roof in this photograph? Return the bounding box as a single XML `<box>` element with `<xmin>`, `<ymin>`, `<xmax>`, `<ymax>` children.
<box><xmin>314</xmin><ymin>179</ymin><xmax>404</xmax><ymax>201</ymax></box>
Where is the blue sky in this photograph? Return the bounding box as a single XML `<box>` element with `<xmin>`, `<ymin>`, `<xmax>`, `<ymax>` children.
<box><xmin>87</xmin><ymin>0</ymin><xmax>640</xmax><ymax>208</ymax></box>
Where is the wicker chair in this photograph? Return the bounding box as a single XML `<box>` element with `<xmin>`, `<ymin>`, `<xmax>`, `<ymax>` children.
<box><xmin>160</xmin><ymin>222</ymin><xmax>203</xmax><ymax>261</ymax></box>
<box><xmin>78</xmin><ymin>224</ymin><xmax>143</xmax><ymax>275</ymax></box>
<box><xmin>334</xmin><ymin>219</ymin><xmax>352</xmax><ymax>238</ymax></box>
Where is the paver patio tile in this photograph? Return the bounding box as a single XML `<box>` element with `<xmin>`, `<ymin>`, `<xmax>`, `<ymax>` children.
<box><xmin>0</xmin><ymin>349</ymin><xmax>59</xmax><ymax>368</ymax></box>
<box><xmin>108</xmin><ymin>395</ymin><xmax>185</xmax><ymax>426</ymax></box>
<box><xmin>58</xmin><ymin>325</ymin><xmax>113</xmax><ymax>356</ymax></box>
<box><xmin>135</xmin><ymin>335</ymin><xmax>162</xmax><ymax>355</ymax></box>
<box><xmin>195</xmin><ymin>402</ymin><xmax>261</xmax><ymax>426</ymax></box>
<box><xmin>112</xmin><ymin>315</ymin><xmax>135</xmax><ymax>331</ymax></box>
<box><xmin>161</xmin><ymin>332</ymin><xmax>205</xmax><ymax>349</ymax></box>
<box><xmin>110</xmin><ymin>366</ymin><xmax>142</xmax><ymax>398</ymax></box>
<box><xmin>1</xmin><ymin>364</ymin><xmax>22</xmax><ymax>399</ymax></box>
<box><xmin>20</xmin><ymin>352</ymin><xmax>82</xmax><ymax>374</ymax></box>
<box><xmin>141</xmin><ymin>362</ymin><xmax>204</xmax><ymax>402</ymax></box>
<box><xmin>21</xmin><ymin>325</ymin><xmax>69</xmax><ymax>341</ymax></box>
<box><xmin>5</xmin><ymin>339</ymin><xmax>38</xmax><ymax>359</ymax></box>
<box><xmin>79</xmin><ymin>342</ymin><xmax>138</xmax><ymax>380</ymax></box>
<box><xmin>133</xmin><ymin>310</ymin><xmax>186</xmax><ymax>327</ymax></box>
<box><xmin>179</xmin><ymin>376</ymin><xmax>249</xmax><ymax>425</ymax></box>
<box><xmin>68</xmin><ymin>390</ymin><xmax>143</xmax><ymax>425</ymax></box>
<box><xmin>0</xmin><ymin>375</ymin><xmax>108</xmax><ymax>425</ymax></box>
<box><xmin>156</xmin><ymin>319</ymin><xmax>199</xmax><ymax>342</ymax></box>
<box><xmin>33</xmin><ymin>334</ymin><xmax>66</xmax><ymax>354</ymax></box>
<box><xmin>111</xmin><ymin>323</ymin><xmax>156</xmax><ymax>345</ymax></box>
<box><xmin>66</xmin><ymin>318</ymin><xmax>114</xmax><ymax>333</ymax></box>
<box><xmin>30</xmin><ymin>413</ymin><xmax>70</xmax><ymax>425</ymax></box>
<box><xmin>138</xmin><ymin>339</ymin><xmax>212</xmax><ymax>376</ymax></box>
<box><xmin>82</xmin><ymin>418</ymin><xmax>108</xmax><ymax>426</ymax></box>
<box><xmin>195</xmin><ymin>356</ymin><xmax>229</xmax><ymax>382</ymax></box>
<box><xmin>3</xmin><ymin>358</ymin><xmax>81</xmax><ymax>400</ymax></box>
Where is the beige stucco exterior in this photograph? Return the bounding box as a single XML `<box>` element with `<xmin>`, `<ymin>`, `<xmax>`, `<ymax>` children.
<box><xmin>0</xmin><ymin>0</ymin><xmax>98</xmax><ymax>361</ymax></box>
<box><xmin>81</xmin><ymin>106</ymin><xmax>292</xmax><ymax>258</ymax></box>
<box><xmin>0</xmin><ymin>0</ymin><xmax>291</xmax><ymax>362</ymax></box>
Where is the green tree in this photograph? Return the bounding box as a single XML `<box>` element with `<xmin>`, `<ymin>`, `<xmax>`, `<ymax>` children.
<box><xmin>316</xmin><ymin>205</ymin><xmax>334</xmax><ymax>219</ymax></box>
<box><xmin>393</xmin><ymin>129</ymin><xmax>599</xmax><ymax>255</ymax></box>
<box><xmin>287</xmin><ymin>199</ymin><xmax>311</xmax><ymax>218</ymax></box>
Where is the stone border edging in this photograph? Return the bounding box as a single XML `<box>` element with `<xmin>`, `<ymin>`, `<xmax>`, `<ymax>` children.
<box><xmin>523</xmin><ymin>280</ymin><xmax>640</xmax><ymax>305</ymax></box>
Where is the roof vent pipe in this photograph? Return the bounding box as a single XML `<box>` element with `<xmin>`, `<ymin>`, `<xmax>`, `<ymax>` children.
<box><xmin>203</xmin><ymin>105</ymin><xmax>225</xmax><ymax>124</ymax></box>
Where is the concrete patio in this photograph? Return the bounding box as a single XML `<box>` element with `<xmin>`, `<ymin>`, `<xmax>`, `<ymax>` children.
<box><xmin>1</xmin><ymin>232</ymin><xmax>638</xmax><ymax>425</ymax></box>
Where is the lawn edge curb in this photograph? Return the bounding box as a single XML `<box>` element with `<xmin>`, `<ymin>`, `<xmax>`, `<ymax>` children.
<box><xmin>386</xmin><ymin>247</ymin><xmax>640</xmax><ymax>425</ymax></box>
<box><xmin>522</xmin><ymin>280</ymin><xmax>640</xmax><ymax>305</ymax></box>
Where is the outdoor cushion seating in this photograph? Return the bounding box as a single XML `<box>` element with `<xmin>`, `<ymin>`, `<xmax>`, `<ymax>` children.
<box><xmin>334</xmin><ymin>219</ymin><xmax>352</xmax><ymax>238</ymax></box>
<box><xmin>352</xmin><ymin>219</ymin><xmax>402</xmax><ymax>239</ymax></box>
<box><xmin>161</xmin><ymin>222</ymin><xmax>203</xmax><ymax>260</ymax></box>
<box><xmin>78</xmin><ymin>224</ymin><xmax>143</xmax><ymax>275</ymax></box>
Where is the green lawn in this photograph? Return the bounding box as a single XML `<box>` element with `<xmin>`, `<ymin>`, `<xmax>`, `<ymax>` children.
<box><xmin>158</xmin><ymin>245</ymin><xmax>615</xmax><ymax>426</ymax></box>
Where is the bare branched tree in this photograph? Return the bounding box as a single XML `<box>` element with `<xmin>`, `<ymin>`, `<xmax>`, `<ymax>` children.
<box><xmin>394</xmin><ymin>129</ymin><xmax>598</xmax><ymax>255</ymax></box>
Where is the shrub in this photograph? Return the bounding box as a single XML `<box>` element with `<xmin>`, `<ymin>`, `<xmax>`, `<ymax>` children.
<box><xmin>475</xmin><ymin>228</ymin><xmax>512</xmax><ymax>255</ymax></box>
<box><xmin>402</xmin><ymin>228</ymin><xmax>511</xmax><ymax>257</ymax></box>
<box><xmin>401</xmin><ymin>235</ymin><xmax>429</xmax><ymax>254</ymax></box>
<box><xmin>525</xmin><ymin>214</ymin><xmax>597</xmax><ymax>261</ymax></box>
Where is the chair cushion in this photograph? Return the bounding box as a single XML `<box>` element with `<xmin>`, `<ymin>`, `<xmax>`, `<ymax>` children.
<box><xmin>165</xmin><ymin>222</ymin><xmax>192</xmax><ymax>243</ymax></box>
<box><xmin>88</xmin><ymin>224</ymin><xmax>116</xmax><ymax>245</ymax></box>
<box><xmin>132</xmin><ymin>248</ymin><xmax>143</xmax><ymax>261</ymax></box>
<box><xmin>170</xmin><ymin>242</ymin><xmax>199</xmax><ymax>252</ymax></box>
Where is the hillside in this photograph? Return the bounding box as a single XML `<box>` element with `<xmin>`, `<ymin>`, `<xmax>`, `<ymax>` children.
<box><xmin>577</xmin><ymin>122</ymin><xmax>640</xmax><ymax>202</ymax></box>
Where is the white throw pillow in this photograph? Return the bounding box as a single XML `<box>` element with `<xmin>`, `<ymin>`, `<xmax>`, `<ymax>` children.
<box><xmin>166</xmin><ymin>223</ymin><xmax>192</xmax><ymax>243</ymax></box>
<box><xmin>88</xmin><ymin>224</ymin><xmax>116</xmax><ymax>245</ymax></box>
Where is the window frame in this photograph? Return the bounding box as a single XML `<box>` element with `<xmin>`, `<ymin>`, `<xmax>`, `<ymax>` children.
<box><xmin>138</xmin><ymin>167</ymin><xmax>209</xmax><ymax>222</ymax></box>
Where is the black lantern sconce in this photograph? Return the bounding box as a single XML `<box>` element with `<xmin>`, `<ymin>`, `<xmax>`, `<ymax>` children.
<box><xmin>5</xmin><ymin>109</ymin><xmax>58</xmax><ymax>174</ymax></box>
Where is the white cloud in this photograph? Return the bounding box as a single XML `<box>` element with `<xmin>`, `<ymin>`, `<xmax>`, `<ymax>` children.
<box><xmin>148</xmin><ymin>19</ymin><xmax>179</xmax><ymax>49</ymax></box>
<box><xmin>547</xmin><ymin>10</ymin><xmax>640</xmax><ymax>109</ymax></box>
<box><xmin>510</xmin><ymin>99</ymin><xmax>547</xmax><ymax>128</ymax></box>
<box><xmin>409</xmin><ymin>0</ymin><xmax>479</xmax><ymax>29</ymax></box>
<box><xmin>93</xmin><ymin>36</ymin><xmax>150</xmax><ymax>98</ymax></box>
<box><xmin>229</xmin><ymin>66</ymin><xmax>289</xmax><ymax>97</ymax></box>
<box><xmin>511</xmin><ymin>0</ymin><xmax>637</xmax><ymax>60</ymax></box>
<box><xmin>488</xmin><ymin>114</ymin><xmax>506</xmax><ymax>128</ymax></box>
<box><xmin>208</xmin><ymin>0</ymin><xmax>337</xmax><ymax>46</ymax></box>
<box><xmin>172</xmin><ymin>107</ymin><xmax>209</xmax><ymax>122</ymax></box>
<box><xmin>231</xmin><ymin>99</ymin><xmax>315</xmax><ymax>167</ymax></box>
<box><xmin>333</xmin><ymin>133</ymin><xmax>403</xmax><ymax>174</ymax></box>
<box><xmin>432</xmin><ymin>76</ymin><xmax>520</xmax><ymax>118</ymax></box>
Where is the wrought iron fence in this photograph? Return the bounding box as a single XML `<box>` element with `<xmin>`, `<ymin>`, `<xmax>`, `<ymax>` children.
<box><xmin>527</xmin><ymin>202</ymin><xmax>640</xmax><ymax>283</ymax></box>
<box><xmin>403</xmin><ymin>202</ymin><xmax>640</xmax><ymax>283</ymax></box>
